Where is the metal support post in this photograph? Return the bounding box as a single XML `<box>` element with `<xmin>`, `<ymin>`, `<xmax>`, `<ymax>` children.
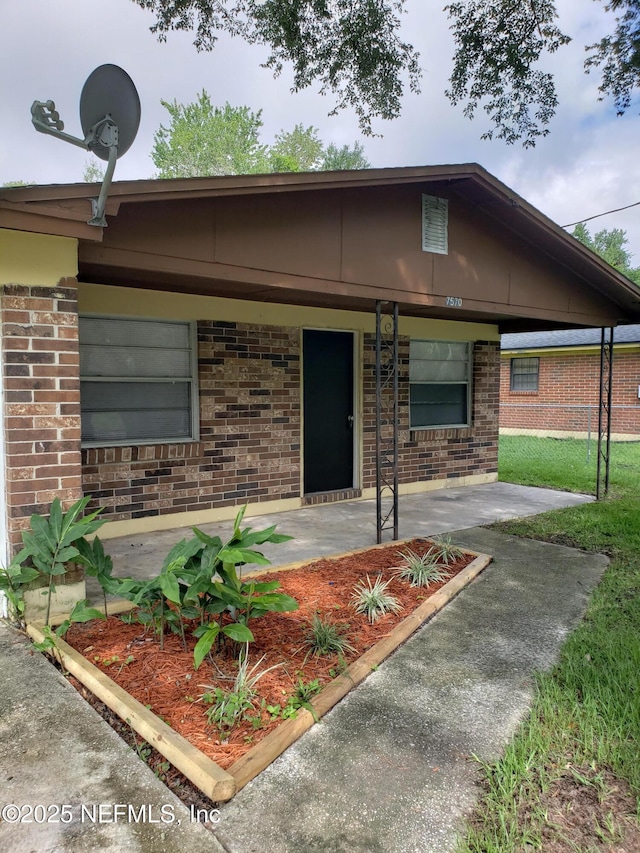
<box><xmin>596</xmin><ymin>327</ymin><xmax>614</xmax><ymax>500</ymax></box>
<box><xmin>375</xmin><ymin>301</ymin><xmax>399</xmax><ymax>542</ymax></box>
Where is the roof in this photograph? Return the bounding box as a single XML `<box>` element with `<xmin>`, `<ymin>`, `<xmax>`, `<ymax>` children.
<box><xmin>2</xmin><ymin>163</ymin><xmax>640</xmax><ymax>327</ymax></box>
<box><xmin>502</xmin><ymin>324</ymin><xmax>640</xmax><ymax>350</ymax></box>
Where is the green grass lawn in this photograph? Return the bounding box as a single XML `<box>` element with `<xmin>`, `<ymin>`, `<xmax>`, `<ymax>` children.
<box><xmin>498</xmin><ymin>434</ymin><xmax>640</xmax><ymax>496</ymax></box>
<box><xmin>456</xmin><ymin>438</ymin><xmax>640</xmax><ymax>850</ymax></box>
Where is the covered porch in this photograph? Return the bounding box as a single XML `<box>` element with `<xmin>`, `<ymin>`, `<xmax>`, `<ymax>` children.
<box><xmin>85</xmin><ymin>480</ymin><xmax>592</xmax><ymax>604</ymax></box>
<box><xmin>2</xmin><ymin>163</ymin><xmax>640</xmax><ymax>619</ymax></box>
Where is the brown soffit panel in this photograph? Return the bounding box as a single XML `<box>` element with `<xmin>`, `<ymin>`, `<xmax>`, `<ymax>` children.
<box><xmin>78</xmin><ymin>245</ymin><xmax>623</xmax><ymax>330</ymax></box>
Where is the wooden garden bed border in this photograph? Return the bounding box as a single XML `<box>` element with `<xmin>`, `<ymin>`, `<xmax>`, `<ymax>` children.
<box><xmin>26</xmin><ymin>543</ymin><xmax>492</xmax><ymax>803</ymax></box>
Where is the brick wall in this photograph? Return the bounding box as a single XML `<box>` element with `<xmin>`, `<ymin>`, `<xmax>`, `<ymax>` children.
<box><xmin>1</xmin><ymin>282</ymin><xmax>83</xmax><ymax>553</ymax></box>
<box><xmin>81</xmin><ymin>321</ymin><xmax>301</xmax><ymax>521</ymax></box>
<box><xmin>79</xmin><ymin>322</ymin><xmax>499</xmax><ymax>524</ymax></box>
<box><xmin>500</xmin><ymin>351</ymin><xmax>640</xmax><ymax>435</ymax></box>
<box><xmin>362</xmin><ymin>337</ymin><xmax>499</xmax><ymax>488</ymax></box>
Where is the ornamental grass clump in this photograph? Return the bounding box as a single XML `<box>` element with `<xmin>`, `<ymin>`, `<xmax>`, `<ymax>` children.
<box><xmin>395</xmin><ymin>549</ymin><xmax>452</xmax><ymax>587</ymax></box>
<box><xmin>351</xmin><ymin>575</ymin><xmax>403</xmax><ymax>623</ymax></box>
<box><xmin>427</xmin><ymin>535</ymin><xmax>464</xmax><ymax>566</ymax></box>
<box><xmin>303</xmin><ymin>613</ymin><xmax>355</xmax><ymax>657</ymax></box>
<box><xmin>201</xmin><ymin>645</ymin><xmax>279</xmax><ymax>734</ymax></box>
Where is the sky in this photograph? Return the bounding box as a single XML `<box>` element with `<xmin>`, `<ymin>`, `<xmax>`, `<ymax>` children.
<box><xmin>2</xmin><ymin>0</ymin><xmax>640</xmax><ymax>260</ymax></box>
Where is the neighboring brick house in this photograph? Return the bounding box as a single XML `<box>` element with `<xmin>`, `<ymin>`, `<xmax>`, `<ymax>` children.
<box><xmin>2</xmin><ymin>164</ymin><xmax>640</xmax><ymax>614</ymax></box>
<box><xmin>500</xmin><ymin>326</ymin><xmax>640</xmax><ymax>439</ymax></box>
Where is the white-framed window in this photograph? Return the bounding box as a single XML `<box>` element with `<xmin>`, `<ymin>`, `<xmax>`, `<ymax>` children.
<box><xmin>510</xmin><ymin>357</ymin><xmax>539</xmax><ymax>392</ymax></box>
<box><xmin>79</xmin><ymin>315</ymin><xmax>199</xmax><ymax>446</ymax></box>
<box><xmin>409</xmin><ymin>340</ymin><xmax>472</xmax><ymax>429</ymax></box>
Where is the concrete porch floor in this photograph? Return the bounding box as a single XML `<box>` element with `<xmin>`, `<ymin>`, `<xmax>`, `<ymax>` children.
<box><xmin>88</xmin><ymin>481</ymin><xmax>593</xmax><ymax>603</ymax></box>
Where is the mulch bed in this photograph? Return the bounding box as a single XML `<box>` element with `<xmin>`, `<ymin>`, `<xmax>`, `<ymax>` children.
<box><xmin>65</xmin><ymin>538</ymin><xmax>473</xmax><ymax>771</ymax></box>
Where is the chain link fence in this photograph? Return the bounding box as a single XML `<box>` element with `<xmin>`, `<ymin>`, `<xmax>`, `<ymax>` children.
<box><xmin>499</xmin><ymin>402</ymin><xmax>640</xmax><ymax>495</ymax></box>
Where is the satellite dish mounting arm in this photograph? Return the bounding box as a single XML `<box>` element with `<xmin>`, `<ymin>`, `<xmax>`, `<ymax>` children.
<box><xmin>85</xmin><ymin>115</ymin><xmax>119</xmax><ymax>227</ymax></box>
<box><xmin>31</xmin><ymin>101</ymin><xmax>89</xmax><ymax>149</ymax></box>
<box><xmin>31</xmin><ymin>100</ymin><xmax>118</xmax><ymax>227</ymax></box>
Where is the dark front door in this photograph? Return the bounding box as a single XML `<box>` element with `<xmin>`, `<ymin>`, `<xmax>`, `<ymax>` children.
<box><xmin>303</xmin><ymin>330</ymin><xmax>354</xmax><ymax>494</ymax></box>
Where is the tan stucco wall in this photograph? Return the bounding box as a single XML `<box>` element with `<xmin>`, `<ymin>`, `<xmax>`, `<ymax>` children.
<box><xmin>78</xmin><ymin>282</ymin><xmax>500</xmax><ymax>341</ymax></box>
<box><xmin>0</xmin><ymin>229</ymin><xmax>78</xmax><ymax>284</ymax></box>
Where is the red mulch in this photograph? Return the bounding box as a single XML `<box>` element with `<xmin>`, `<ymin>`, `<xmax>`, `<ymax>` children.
<box><xmin>65</xmin><ymin>538</ymin><xmax>474</xmax><ymax>770</ymax></box>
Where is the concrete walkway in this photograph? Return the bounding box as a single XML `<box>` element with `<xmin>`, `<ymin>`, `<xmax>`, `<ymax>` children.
<box><xmin>215</xmin><ymin>528</ymin><xmax>607</xmax><ymax>853</ymax></box>
<box><xmin>0</xmin><ymin>483</ymin><xmax>605</xmax><ymax>852</ymax></box>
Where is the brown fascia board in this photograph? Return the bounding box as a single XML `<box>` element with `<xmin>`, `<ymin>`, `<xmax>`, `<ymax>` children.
<box><xmin>0</xmin><ymin>203</ymin><xmax>104</xmax><ymax>241</ymax></box>
<box><xmin>0</xmin><ymin>188</ymin><xmax>120</xmax><ymax>241</ymax></box>
<box><xmin>0</xmin><ymin>164</ymin><xmax>478</xmax><ymax>203</ymax></box>
<box><xmin>3</xmin><ymin>164</ymin><xmax>640</xmax><ymax>316</ymax></box>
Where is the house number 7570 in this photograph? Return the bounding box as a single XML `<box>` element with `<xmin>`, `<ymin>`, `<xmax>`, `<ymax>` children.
<box><xmin>445</xmin><ymin>296</ymin><xmax>463</xmax><ymax>307</ymax></box>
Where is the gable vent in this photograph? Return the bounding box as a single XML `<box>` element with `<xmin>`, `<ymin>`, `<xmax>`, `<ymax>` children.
<box><xmin>422</xmin><ymin>194</ymin><xmax>448</xmax><ymax>255</ymax></box>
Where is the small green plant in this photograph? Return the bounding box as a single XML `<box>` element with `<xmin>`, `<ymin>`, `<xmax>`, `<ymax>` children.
<box><xmin>113</xmin><ymin>505</ymin><xmax>298</xmax><ymax>669</ymax></box>
<box><xmin>75</xmin><ymin>535</ymin><xmax>118</xmax><ymax>618</ymax></box>
<box><xmin>201</xmin><ymin>645</ymin><xmax>280</xmax><ymax>734</ymax></box>
<box><xmin>427</xmin><ymin>535</ymin><xmax>463</xmax><ymax>566</ymax></box>
<box><xmin>203</xmin><ymin>686</ymin><xmax>255</xmax><ymax>734</ymax></box>
<box><xmin>292</xmin><ymin>677</ymin><xmax>322</xmax><ymax>703</ymax></box>
<box><xmin>264</xmin><ymin>702</ymin><xmax>284</xmax><ymax>721</ymax></box>
<box><xmin>303</xmin><ymin>614</ymin><xmax>355</xmax><ymax>657</ymax></box>
<box><xmin>283</xmin><ymin>677</ymin><xmax>322</xmax><ymax>721</ymax></box>
<box><xmin>154</xmin><ymin>759</ymin><xmax>171</xmax><ymax>780</ymax></box>
<box><xmin>95</xmin><ymin>653</ymin><xmax>135</xmax><ymax>674</ymax></box>
<box><xmin>0</xmin><ymin>557</ymin><xmax>40</xmax><ymax>622</ymax></box>
<box><xmin>32</xmin><ymin>599</ymin><xmax>106</xmax><ymax>653</ymax></box>
<box><xmin>395</xmin><ymin>549</ymin><xmax>452</xmax><ymax>587</ymax></box>
<box><xmin>328</xmin><ymin>654</ymin><xmax>349</xmax><ymax>678</ymax></box>
<box><xmin>1</xmin><ymin>497</ymin><xmax>106</xmax><ymax>627</ymax></box>
<box><xmin>135</xmin><ymin>739</ymin><xmax>152</xmax><ymax>762</ymax></box>
<box><xmin>351</xmin><ymin>575</ymin><xmax>403</xmax><ymax>623</ymax></box>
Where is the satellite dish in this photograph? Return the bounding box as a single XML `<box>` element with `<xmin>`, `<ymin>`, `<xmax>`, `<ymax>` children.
<box><xmin>80</xmin><ymin>65</ymin><xmax>140</xmax><ymax>161</ymax></box>
<box><xmin>31</xmin><ymin>64</ymin><xmax>141</xmax><ymax>227</ymax></box>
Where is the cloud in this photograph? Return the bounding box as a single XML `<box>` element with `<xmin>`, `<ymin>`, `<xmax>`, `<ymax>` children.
<box><xmin>2</xmin><ymin>0</ymin><xmax>639</xmax><ymax>260</ymax></box>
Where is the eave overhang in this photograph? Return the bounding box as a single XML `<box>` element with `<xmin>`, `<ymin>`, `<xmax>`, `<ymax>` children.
<box><xmin>3</xmin><ymin>164</ymin><xmax>640</xmax><ymax>330</ymax></box>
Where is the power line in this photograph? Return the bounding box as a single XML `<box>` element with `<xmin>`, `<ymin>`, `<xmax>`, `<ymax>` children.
<box><xmin>563</xmin><ymin>200</ymin><xmax>640</xmax><ymax>228</ymax></box>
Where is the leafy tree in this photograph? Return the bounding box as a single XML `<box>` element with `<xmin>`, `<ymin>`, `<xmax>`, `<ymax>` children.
<box><xmin>151</xmin><ymin>92</ymin><xmax>371</xmax><ymax>176</ymax></box>
<box><xmin>572</xmin><ymin>222</ymin><xmax>640</xmax><ymax>285</ymax></box>
<box><xmin>445</xmin><ymin>0</ymin><xmax>570</xmax><ymax>147</ymax></box>
<box><xmin>152</xmin><ymin>92</ymin><xmax>268</xmax><ymax>177</ymax></box>
<box><xmin>133</xmin><ymin>0</ymin><xmax>421</xmax><ymax>136</ymax></box>
<box><xmin>585</xmin><ymin>0</ymin><xmax>640</xmax><ymax>116</ymax></box>
<box><xmin>2</xmin><ymin>180</ymin><xmax>33</xmax><ymax>187</ymax></box>
<box><xmin>321</xmin><ymin>141</ymin><xmax>371</xmax><ymax>170</ymax></box>
<box><xmin>82</xmin><ymin>159</ymin><xmax>105</xmax><ymax>183</ymax></box>
<box><xmin>267</xmin><ymin>125</ymin><xmax>371</xmax><ymax>172</ymax></box>
<box><xmin>268</xmin><ymin>124</ymin><xmax>324</xmax><ymax>172</ymax></box>
<box><xmin>133</xmin><ymin>0</ymin><xmax>640</xmax><ymax>145</ymax></box>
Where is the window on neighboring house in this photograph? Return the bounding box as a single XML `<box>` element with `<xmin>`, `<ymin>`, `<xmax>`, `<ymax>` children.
<box><xmin>409</xmin><ymin>340</ymin><xmax>472</xmax><ymax>429</ymax></box>
<box><xmin>510</xmin><ymin>357</ymin><xmax>539</xmax><ymax>392</ymax></box>
<box><xmin>79</xmin><ymin>316</ymin><xmax>199</xmax><ymax>446</ymax></box>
